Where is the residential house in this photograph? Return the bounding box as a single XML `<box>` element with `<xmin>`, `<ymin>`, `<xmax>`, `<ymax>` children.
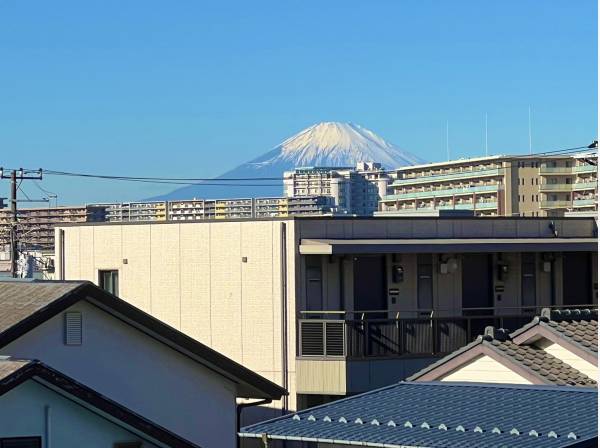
<box><xmin>0</xmin><ymin>281</ymin><xmax>286</xmax><ymax>448</ymax></box>
<box><xmin>0</xmin><ymin>359</ymin><xmax>199</xmax><ymax>448</ymax></box>
<box><xmin>240</xmin><ymin>382</ymin><xmax>597</xmax><ymax>447</ymax></box>
<box><xmin>408</xmin><ymin>308</ymin><xmax>597</xmax><ymax>385</ymax></box>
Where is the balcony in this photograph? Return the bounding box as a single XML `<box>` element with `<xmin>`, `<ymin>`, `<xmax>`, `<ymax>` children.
<box><xmin>573</xmin><ymin>198</ymin><xmax>597</xmax><ymax>208</ymax></box>
<box><xmin>539</xmin><ymin>182</ymin><xmax>597</xmax><ymax>192</ymax></box>
<box><xmin>539</xmin><ymin>166</ymin><xmax>573</xmax><ymax>175</ymax></box>
<box><xmin>540</xmin><ymin>200</ymin><xmax>572</xmax><ymax>209</ymax></box>
<box><xmin>298</xmin><ymin>304</ymin><xmax>595</xmax><ymax>360</ymax></box>
<box><xmin>384</xmin><ymin>184</ymin><xmax>500</xmax><ymax>202</ymax></box>
<box><xmin>392</xmin><ymin>168</ymin><xmax>502</xmax><ymax>186</ymax></box>
<box><xmin>574</xmin><ymin>165</ymin><xmax>598</xmax><ymax>174</ymax></box>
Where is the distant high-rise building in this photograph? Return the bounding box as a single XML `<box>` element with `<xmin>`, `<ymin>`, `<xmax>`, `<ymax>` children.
<box><xmin>378</xmin><ymin>152</ymin><xmax>597</xmax><ymax>217</ymax></box>
<box><xmin>283</xmin><ymin>162</ymin><xmax>390</xmax><ymax>216</ymax></box>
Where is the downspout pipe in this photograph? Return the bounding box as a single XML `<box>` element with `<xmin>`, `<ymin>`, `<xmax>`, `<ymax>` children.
<box><xmin>236</xmin><ymin>399</ymin><xmax>272</xmax><ymax>448</ymax></box>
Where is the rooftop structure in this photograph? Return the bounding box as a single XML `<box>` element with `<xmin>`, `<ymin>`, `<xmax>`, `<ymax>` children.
<box><xmin>379</xmin><ymin>153</ymin><xmax>598</xmax><ymax>217</ymax></box>
<box><xmin>240</xmin><ymin>382</ymin><xmax>597</xmax><ymax>447</ymax></box>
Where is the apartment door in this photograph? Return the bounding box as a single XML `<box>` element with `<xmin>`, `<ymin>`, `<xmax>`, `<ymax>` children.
<box><xmin>305</xmin><ymin>256</ymin><xmax>323</xmax><ymax>311</ymax></box>
<box><xmin>353</xmin><ymin>256</ymin><xmax>386</xmax><ymax>313</ymax></box>
<box><xmin>563</xmin><ymin>252</ymin><xmax>592</xmax><ymax>305</ymax></box>
<box><xmin>461</xmin><ymin>254</ymin><xmax>493</xmax><ymax>314</ymax></box>
<box><xmin>521</xmin><ymin>253</ymin><xmax>537</xmax><ymax>309</ymax></box>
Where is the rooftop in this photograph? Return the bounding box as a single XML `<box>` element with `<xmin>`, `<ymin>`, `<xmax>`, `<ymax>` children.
<box><xmin>240</xmin><ymin>382</ymin><xmax>597</xmax><ymax>448</ymax></box>
<box><xmin>0</xmin><ymin>280</ymin><xmax>287</xmax><ymax>400</ymax></box>
<box><xmin>407</xmin><ymin>309</ymin><xmax>598</xmax><ymax>387</ymax></box>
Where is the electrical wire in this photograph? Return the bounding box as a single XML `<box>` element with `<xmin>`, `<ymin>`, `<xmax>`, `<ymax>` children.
<box><xmin>2</xmin><ymin>143</ymin><xmax>597</xmax><ymax>186</ymax></box>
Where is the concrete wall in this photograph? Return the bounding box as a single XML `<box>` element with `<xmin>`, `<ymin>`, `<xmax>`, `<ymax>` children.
<box><xmin>56</xmin><ymin>220</ymin><xmax>298</xmax><ymax>416</ymax></box>
<box><xmin>0</xmin><ymin>380</ymin><xmax>158</xmax><ymax>448</ymax></box>
<box><xmin>3</xmin><ymin>301</ymin><xmax>238</xmax><ymax>448</ymax></box>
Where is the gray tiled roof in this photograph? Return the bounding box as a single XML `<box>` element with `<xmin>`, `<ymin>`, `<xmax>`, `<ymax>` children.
<box><xmin>542</xmin><ymin>309</ymin><xmax>598</xmax><ymax>354</ymax></box>
<box><xmin>241</xmin><ymin>382</ymin><xmax>598</xmax><ymax>448</ymax></box>
<box><xmin>0</xmin><ymin>281</ymin><xmax>85</xmax><ymax>334</ymax></box>
<box><xmin>486</xmin><ymin>339</ymin><xmax>596</xmax><ymax>387</ymax></box>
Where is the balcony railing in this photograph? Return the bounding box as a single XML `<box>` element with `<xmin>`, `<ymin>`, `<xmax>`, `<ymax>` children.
<box><xmin>383</xmin><ymin>185</ymin><xmax>500</xmax><ymax>202</ymax></box>
<box><xmin>298</xmin><ymin>305</ymin><xmax>594</xmax><ymax>359</ymax></box>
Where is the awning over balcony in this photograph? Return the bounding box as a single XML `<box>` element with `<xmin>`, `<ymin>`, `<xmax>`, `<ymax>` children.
<box><xmin>299</xmin><ymin>237</ymin><xmax>597</xmax><ymax>254</ymax></box>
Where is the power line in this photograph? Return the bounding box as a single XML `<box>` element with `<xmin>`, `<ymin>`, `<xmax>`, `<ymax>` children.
<box><xmin>2</xmin><ymin>143</ymin><xmax>596</xmax><ymax>187</ymax></box>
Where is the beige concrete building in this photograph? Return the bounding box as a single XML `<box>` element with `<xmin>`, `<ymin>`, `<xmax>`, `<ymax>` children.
<box><xmin>54</xmin><ymin>216</ymin><xmax>597</xmax><ymax>417</ymax></box>
<box><xmin>379</xmin><ymin>152</ymin><xmax>598</xmax><ymax>217</ymax></box>
<box><xmin>283</xmin><ymin>162</ymin><xmax>390</xmax><ymax>216</ymax></box>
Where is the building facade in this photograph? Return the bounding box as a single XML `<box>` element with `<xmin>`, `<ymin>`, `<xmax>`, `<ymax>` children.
<box><xmin>55</xmin><ymin>217</ymin><xmax>598</xmax><ymax>416</ymax></box>
<box><xmin>379</xmin><ymin>153</ymin><xmax>598</xmax><ymax>217</ymax></box>
<box><xmin>283</xmin><ymin>162</ymin><xmax>390</xmax><ymax>216</ymax></box>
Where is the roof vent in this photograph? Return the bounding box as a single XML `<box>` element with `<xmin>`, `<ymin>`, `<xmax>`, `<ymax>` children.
<box><xmin>510</xmin><ymin>428</ymin><xmax>520</xmax><ymax>436</ymax></box>
<box><xmin>404</xmin><ymin>421</ymin><xmax>413</xmax><ymax>428</ymax></box>
<box><xmin>438</xmin><ymin>424</ymin><xmax>448</xmax><ymax>431</ymax></box>
<box><xmin>529</xmin><ymin>430</ymin><xmax>539</xmax><ymax>437</ymax></box>
<box><xmin>354</xmin><ymin>418</ymin><xmax>363</xmax><ymax>425</ymax></box>
<box><xmin>387</xmin><ymin>420</ymin><xmax>396</xmax><ymax>427</ymax></box>
<box><xmin>371</xmin><ymin>419</ymin><xmax>380</xmax><ymax>426</ymax></box>
<box><xmin>492</xmin><ymin>427</ymin><xmax>502</xmax><ymax>434</ymax></box>
<box><xmin>292</xmin><ymin>415</ymin><xmax>300</xmax><ymax>421</ymax></box>
<box><xmin>338</xmin><ymin>417</ymin><xmax>347</xmax><ymax>423</ymax></box>
<box><xmin>474</xmin><ymin>426</ymin><xmax>483</xmax><ymax>433</ymax></box>
<box><xmin>307</xmin><ymin>415</ymin><xmax>316</xmax><ymax>422</ymax></box>
<box><xmin>567</xmin><ymin>432</ymin><xmax>577</xmax><ymax>440</ymax></box>
<box><xmin>64</xmin><ymin>312</ymin><xmax>82</xmax><ymax>345</ymax></box>
<box><xmin>456</xmin><ymin>426</ymin><xmax>466</xmax><ymax>432</ymax></box>
<box><xmin>421</xmin><ymin>422</ymin><xmax>430</xmax><ymax>429</ymax></box>
<box><xmin>323</xmin><ymin>416</ymin><xmax>332</xmax><ymax>422</ymax></box>
<box><xmin>547</xmin><ymin>431</ymin><xmax>558</xmax><ymax>439</ymax></box>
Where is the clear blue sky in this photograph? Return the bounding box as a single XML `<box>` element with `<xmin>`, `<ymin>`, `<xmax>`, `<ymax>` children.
<box><xmin>0</xmin><ymin>0</ymin><xmax>597</xmax><ymax>203</ymax></box>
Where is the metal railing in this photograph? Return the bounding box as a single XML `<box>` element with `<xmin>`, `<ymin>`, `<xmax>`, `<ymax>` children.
<box><xmin>297</xmin><ymin>305</ymin><xmax>595</xmax><ymax>359</ymax></box>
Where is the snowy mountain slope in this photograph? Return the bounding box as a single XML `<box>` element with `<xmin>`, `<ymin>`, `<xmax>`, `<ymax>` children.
<box><xmin>152</xmin><ymin>122</ymin><xmax>425</xmax><ymax>200</ymax></box>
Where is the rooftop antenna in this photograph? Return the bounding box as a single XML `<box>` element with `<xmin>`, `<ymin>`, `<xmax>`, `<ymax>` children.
<box><xmin>485</xmin><ymin>113</ymin><xmax>489</xmax><ymax>157</ymax></box>
<box><xmin>528</xmin><ymin>106</ymin><xmax>532</xmax><ymax>155</ymax></box>
<box><xmin>446</xmin><ymin>120</ymin><xmax>450</xmax><ymax>161</ymax></box>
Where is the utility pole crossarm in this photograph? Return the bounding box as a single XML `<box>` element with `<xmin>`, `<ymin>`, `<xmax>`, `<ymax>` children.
<box><xmin>0</xmin><ymin>168</ymin><xmax>43</xmax><ymax>278</ymax></box>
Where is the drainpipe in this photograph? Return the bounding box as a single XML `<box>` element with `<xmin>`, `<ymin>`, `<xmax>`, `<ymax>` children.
<box><xmin>280</xmin><ymin>223</ymin><xmax>289</xmax><ymax>414</ymax></box>
<box><xmin>236</xmin><ymin>399</ymin><xmax>272</xmax><ymax>448</ymax></box>
<box><xmin>44</xmin><ymin>405</ymin><xmax>51</xmax><ymax>448</ymax></box>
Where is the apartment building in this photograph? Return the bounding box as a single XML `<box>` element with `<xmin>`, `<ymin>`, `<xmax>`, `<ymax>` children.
<box><xmin>0</xmin><ymin>205</ymin><xmax>106</xmax><ymax>250</ymax></box>
<box><xmin>54</xmin><ymin>216</ymin><xmax>597</xmax><ymax>418</ymax></box>
<box><xmin>167</xmin><ymin>197</ymin><xmax>333</xmax><ymax>220</ymax></box>
<box><xmin>379</xmin><ymin>153</ymin><xmax>597</xmax><ymax>217</ymax></box>
<box><xmin>283</xmin><ymin>162</ymin><xmax>390</xmax><ymax>215</ymax></box>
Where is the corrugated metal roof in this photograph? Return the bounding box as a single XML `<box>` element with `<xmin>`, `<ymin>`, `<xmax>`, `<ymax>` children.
<box><xmin>240</xmin><ymin>382</ymin><xmax>597</xmax><ymax>447</ymax></box>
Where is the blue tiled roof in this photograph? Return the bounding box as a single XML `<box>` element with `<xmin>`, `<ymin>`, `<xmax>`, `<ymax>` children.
<box><xmin>240</xmin><ymin>382</ymin><xmax>597</xmax><ymax>447</ymax></box>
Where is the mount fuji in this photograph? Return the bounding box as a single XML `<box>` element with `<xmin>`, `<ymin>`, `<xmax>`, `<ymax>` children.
<box><xmin>152</xmin><ymin>122</ymin><xmax>425</xmax><ymax>200</ymax></box>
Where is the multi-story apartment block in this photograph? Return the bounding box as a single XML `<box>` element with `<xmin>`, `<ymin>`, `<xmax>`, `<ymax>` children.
<box><xmin>283</xmin><ymin>162</ymin><xmax>390</xmax><ymax>216</ymax></box>
<box><xmin>0</xmin><ymin>205</ymin><xmax>106</xmax><ymax>250</ymax></box>
<box><xmin>55</xmin><ymin>216</ymin><xmax>597</xmax><ymax>420</ymax></box>
<box><xmin>162</xmin><ymin>197</ymin><xmax>334</xmax><ymax>221</ymax></box>
<box><xmin>379</xmin><ymin>153</ymin><xmax>597</xmax><ymax>217</ymax></box>
<box><xmin>101</xmin><ymin>201</ymin><xmax>167</xmax><ymax>222</ymax></box>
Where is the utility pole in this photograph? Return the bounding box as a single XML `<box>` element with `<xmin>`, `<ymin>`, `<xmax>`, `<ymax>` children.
<box><xmin>0</xmin><ymin>168</ymin><xmax>43</xmax><ymax>278</ymax></box>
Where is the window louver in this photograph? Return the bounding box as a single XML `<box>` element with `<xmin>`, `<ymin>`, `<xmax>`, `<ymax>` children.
<box><xmin>64</xmin><ymin>312</ymin><xmax>82</xmax><ymax>345</ymax></box>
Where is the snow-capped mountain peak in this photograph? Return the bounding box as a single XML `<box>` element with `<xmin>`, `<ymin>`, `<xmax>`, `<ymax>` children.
<box><xmin>249</xmin><ymin>121</ymin><xmax>424</xmax><ymax>168</ymax></box>
<box><xmin>152</xmin><ymin>122</ymin><xmax>425</xmax><ymax>200</ymax></box>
